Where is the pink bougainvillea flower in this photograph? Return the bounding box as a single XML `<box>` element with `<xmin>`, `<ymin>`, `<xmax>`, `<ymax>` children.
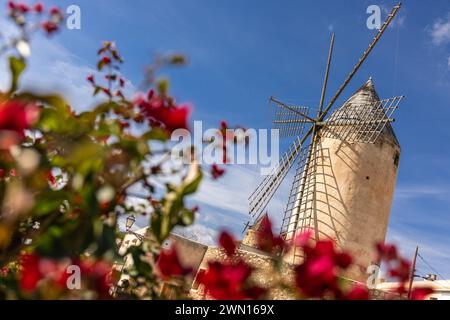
<box><xmin>0</xmin><ymin>100</ymin><xmax>39</xmax><ymax>135</ymax></box>
<box><xmin>19</xmin><ymin>253</ymin><xmax>42</xmax><ymax>292</ymax></box>
<box><xmin>8</xmin><ymin>1</ymin><xmax>16</xmax><ymax>10</ymax></box>
<box><xmin>294</xmin><ymin>238</ymin><xmax>355</xmax><ymax>298</ymax></box>
<box><xmin>388</xmin><ymin>257</ymin><xmax>411</xmax><ymax>282</ymax></box>
<box><xmin>17</xmin><ymin>2</ymin><xmax>30</xmax><ymax>13</ymax></box>
<box><xmin>157</xmin><ymin>104</ymin><xmax>190</xmax><ymax>133</ymax></box>
<box><xmin>211</xmin><ymin>163</ymin><xmax>225</xmax><ymax>180</ymax></box>
<box><xmin>87</xmin><ymin>74</ymin><xmax>95</xmax><ymax>84</ymax></box>
<box><xmin>101</xmin><ymin>56</ymin><xmax>111</xmax><ymax>65</ymax></box>
<box><xmin>344</xmin><ymin>284</ymin><xmax>369</xmax><ymax>300</ymax></box>
<box><xmin>293</xmin><ymin>228</ymin><xmax>313</xmax><ymax>247</ymax></box>
<box><xmin>76</xmin><ymin>259</ymin><xmax>113</xmax><ymax>299</ymax></box>
<box><xmin>49</xmin><ymin>6</ymin><xmax>62</xmax><ymax>17</ymax></box>
<box><xmin>411</xmin><ymin>287</ymin><xmax>434</xmax><ymax>300</ymax></box>
<box><xmin>156</xmin><ymin>246</ymin><xmax>192</xmax><ymax>279</ymax></box>
<box><xmin>41</xmin><ymin>21</ymin><xmax>59</xmax><ymax>34</ymax></box>
<box><xmin>197</xmin><ymin>261</ymin><xmax>265</xmax><ymax>300</ymax></box>
<box><xmin>33</xmin><ymin>3</ymin><xmax>43</xmax><ymax>13</ymax></box>
<box><xmin>219</xmin><ymin>231</ymin><xmax>237</xmax><ymax>257</ymax></box>
<box><xmin>135</xmin><ymin>92</ymin><xmax>191</xmax><ymax>133</ymax></box>
<box><xmin>19</xmin><ymin>253</ymin><xmax>70</xmax><ymax>293</ymax></box>
<box><xmin>376</xmin><ymin>243</ymin><xmax>398</xmax><ymax>262</ymax></box>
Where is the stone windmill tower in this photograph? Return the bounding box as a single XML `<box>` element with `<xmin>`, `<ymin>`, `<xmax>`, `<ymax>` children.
<box><xmin>247</xmin><ymin>2</ymin><xmax>403</xmax><ymax>281</ymax></box>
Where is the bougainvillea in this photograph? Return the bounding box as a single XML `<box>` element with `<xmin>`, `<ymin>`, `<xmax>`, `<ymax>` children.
<box><xmin>198</xmin><ymin>231</ymin><xmax>266</xmax><ymax>300</ymax></box>
<box><xmin>0</xmin><ymin>1</ymin><xmax>232</xmax><ymax>300</ymax></box>
<box><xmin>0</xmin><ymin>1</ymin><xmax>434</xmax><ymax>301</ymax></box>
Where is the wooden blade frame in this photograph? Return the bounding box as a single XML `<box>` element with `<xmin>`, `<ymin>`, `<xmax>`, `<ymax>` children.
<box><xmin>248</xmin><ymin>136</ymin><xmax>305</xmax><ymax>220</ymax></box>
<box><xmin>271</xmin><ymin>97</ymin><xmax>312</xmax><ymax>138</ymax></box>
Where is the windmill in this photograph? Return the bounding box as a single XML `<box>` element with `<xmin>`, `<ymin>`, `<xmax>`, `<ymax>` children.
<box><xmin>247</xmin><ymin>2</ymin><xmax>404</xmax><ymax>275</ymax></box>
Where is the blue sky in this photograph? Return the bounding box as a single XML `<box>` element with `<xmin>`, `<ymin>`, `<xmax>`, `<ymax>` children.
<box><xmin>1</xmin><ymin>0</ymin><xmax>450</xmax><ymax>281</ymax></box>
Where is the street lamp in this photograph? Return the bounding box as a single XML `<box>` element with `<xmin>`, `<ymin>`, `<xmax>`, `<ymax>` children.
<box><xmin>125</xmin><ymin>215</ymin><xmax>136</xmax><ymax>231</ymax></box>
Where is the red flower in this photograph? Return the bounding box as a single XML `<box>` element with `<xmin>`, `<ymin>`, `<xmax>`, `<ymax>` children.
<box><xmin>256</xmin><ymin>216</ymin><xmax>286</xmax><ymax>254</ymax></box>
<box><xmin>376</xmin><ymin>243</ymin><xmax>398</xmax><ymax>262</ymax></box>
<box><xmin>411</xmin><ymin>287</ymin><xmax>434</xmax><ymax>300</ymax></box>
<box><xmin>41</xmin><ymin>21</ymin><xmax>59</xmax><ymax>34</ymax></box>
<box><xmin>219</xmin><ymin>231</ymin><xmax>237</xmax><ymax>257</ymax></box>
<box><xmin>0</xmin><ymin>100</ymin><xmax>39</xmax><ymax>136</ymax></box>
<box><xmin>135</xmin><ymin>92</ymin><xmax>191</xmax><ymax>133</ymax></box>
<box><xmin>47</xmin><ymin>171</ymin><xmax>56</xmax><ymax>185</ymax></box>
<box><xmin>159</xmin><ymin>104</ymin><xmax>190</xmax><ymax>132</ymax></box>
<box><xmin>295</xmin><ymin>239</ymin><xmax>353</xmax><ymax>298</ymax></box>
<box><xmin>17</xmin><ymin>2</ymin><xmax>29</xmax><ymax>13</ymax></box>
<box><xmin>87</xmin><ymin>74</ymin><xmax>95</xmax><ymax>84</ymax></box>
<box><xmin>211</xmin><ymin>163</ymin><xmax>225</xmax><ymax>180</ymax></box>
<box><xmin>344</xmin><ymin>284</ymin><xmax>369</xmax><ymax>300</ymax></box>
<box><xmin>388</xmin><ymin>257</ymin><xmax>411</xmax><ymax>282</ymax></box>
<box><xmin>49</xmin><ymin>6</ymin><xmax>62</xmax><ymax>17</ymax></box>
<box><xmin>19</xmin><ymin>254</ymin><xmax>42</xmax><ymax>292</ymax></box>
<box><xmin>156</xmin><ymin>246</ymin><xmax>192</xmax><ymax>279</ymax></box>
<box><xmin>197</xmin><ymin>261</ymin><xmax>265</xmax><ymax>300</ymax></box>
<box><xmin>77</xmin><ymin>259</ymin><xmax>113</xmax><ymax>299</ymax></box>
<box><xmin>8</xmin><ymin>1</ymin><xmax>16</xmax><ymax>10</ymax></box>
<box><xmin>33</xmin><ymin>3</ymin><xmax>43</xmax><ymax>13</ymax></box>
<box><xmin>101</xmin><ymin>87</ymin><xmax>112</xmax><ymax>97</ymax></box>
<box><xmin>101</xmin><ymin>56</ymin><xmax>111</xmax><ymax>65</ymax></box>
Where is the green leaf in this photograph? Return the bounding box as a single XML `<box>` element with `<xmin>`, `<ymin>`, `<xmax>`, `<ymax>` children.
<box><xmin>141</xmin><ymin>128</ymin><xmax>169</xmax><ymax>142</ymax></box>
<box><xmin>9</xmin><ymin>56</ymin><xmax>26</xmax><ymax>93</ymax></box>
<box><xmin>180</xmin><ymin>209</ymin><xmax>194</xmax><ymax>226</ymax></box>
<box><xmin>97</xmin><ymin>60</ymin><xmax>106</xmax><ymax>71</ymax></box>
<box><xmin>157</xmin><ymin>78</ymin><xmax>169</xmax><ymax>95</ymax></box>
<box><xmin>167</xmin><ymin>54</ymin><xmax>186</xmax><ymax>65</ymax></box>
<box><xmin>180</xmin><ymin>164</ymin><xmax>203</xmax><ymax>196</ymax></box>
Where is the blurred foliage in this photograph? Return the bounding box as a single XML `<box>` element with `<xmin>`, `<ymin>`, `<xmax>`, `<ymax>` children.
<box><xmin>0</xmin><ymin>2</ymin><xmax>209</xmax><ymax>299</ymax></box>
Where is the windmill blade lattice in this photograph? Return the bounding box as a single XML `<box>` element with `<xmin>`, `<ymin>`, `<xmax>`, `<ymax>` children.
<box><xmin>270</xmin><ymin>98</ymin><xmax>311</xmax><ymax>138</ymax></box>
<box><xmin>322</xmin><ymin>96</ymin><xmax>403</xmax><ymax>144</ymax></box>
<box><xmin>280</xmin><ymin>141</ymin><xmax>319</xmax><ymax>239</ymax></box>
<box><xmin>248</xmin><ymin>136</ymin><xmax>305</xmax><ymax>221</ymax></box>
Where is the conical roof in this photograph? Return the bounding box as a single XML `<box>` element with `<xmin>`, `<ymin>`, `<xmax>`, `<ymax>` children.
<box><xmin>325</xmin><ymin>77</ymin><xmax>399</xmax><ymax>146</ymax></box>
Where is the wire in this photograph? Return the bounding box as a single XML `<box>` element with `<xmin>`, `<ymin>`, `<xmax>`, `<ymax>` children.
<box><xmin>417</xmin><ymin>252</ymin><xmax>450</xmax><ymax>289</ymax></box>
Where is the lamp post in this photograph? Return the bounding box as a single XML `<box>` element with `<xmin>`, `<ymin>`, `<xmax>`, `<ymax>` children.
<box><xmin>125</xmin><ymin>214</ymin><xmax>136</xmax><ymax>231</ymax></box>
<box><xmin>124</xmin><ymin>214</ymin><xmax>146</xmax><ymax>241</ymax></box>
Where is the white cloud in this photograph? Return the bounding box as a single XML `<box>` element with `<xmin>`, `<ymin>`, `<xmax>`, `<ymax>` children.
<box><xmin>174</xmin><ymin>223</ymin><xmax>217</xmax><ymax>245</ymax></box>
<box><xmin>0</xmin><ymin>17</ymin><xmax>136</xmax><ymax>112</ymax></box>
<box><xmin>192</xmin><ymin>164</ymin><xmax>291</xmax><ymax>228</ymax></box>
<box><xmin>394</xmin><ymin>184</ymin><xmax>450</xmax><ymax>200</ymax></box>
<box><xmin>429</xmin><ymin>13</ymin><xmax>450</xmax><ymax>46</ymax></box>
<box><xmin>387</xmin><ymin>228</ymin><xmax>450</xmax><ymax>279</ymax></box>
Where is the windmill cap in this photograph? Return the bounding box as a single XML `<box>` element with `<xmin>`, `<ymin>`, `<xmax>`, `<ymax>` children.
<box><xmin>346</xmin><ymin>77</ymin><xmax>380</xmax><ymax>105</ymax></box>
<box><xmin>326</xmin><ymin>77</ymin><xmax>400</xmax><ymax>146</ymax></box>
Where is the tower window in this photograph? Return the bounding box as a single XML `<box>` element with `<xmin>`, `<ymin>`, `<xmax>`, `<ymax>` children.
<box><xmin>393</xmin><ymin>152</ymin><xmax>400</xmax><ymax>167</ymax></box>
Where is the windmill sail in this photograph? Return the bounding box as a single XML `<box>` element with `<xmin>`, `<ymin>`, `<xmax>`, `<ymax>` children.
<box><xmin>248</xmin><ymin>136</ymin><xmax>305</xmax><ymax>221</ymax></box>
<box><xmin>280</xmin><ymin>141</ymin><xmax>318</xmax><ymax>239</ymax></box>
<box><xmin>270</xmin><ymin>97</ymin><xmax>311</xmax><ymax>138</ymax></box>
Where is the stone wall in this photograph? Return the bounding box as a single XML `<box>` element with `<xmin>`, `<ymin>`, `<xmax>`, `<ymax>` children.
<box><xmin>190</xmin><ymin>246</ymin><xmax>296</xmax><ymax>300</ymax></box>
